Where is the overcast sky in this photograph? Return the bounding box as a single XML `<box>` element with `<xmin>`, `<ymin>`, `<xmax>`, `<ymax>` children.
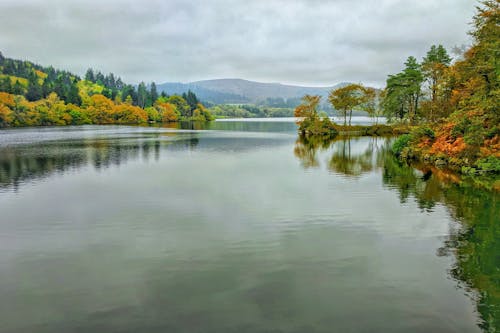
<box><xmin>0</xmin><ymin>0</ymin><xmax>476</xmax><ymax>87</ymax></box>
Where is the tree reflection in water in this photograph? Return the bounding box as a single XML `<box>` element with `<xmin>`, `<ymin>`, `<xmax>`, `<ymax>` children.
<box><xmin>294</xmin><ymin>134</ymin><xmax>499</xmax><ymax>332</ymax></box>
<box><xmin>0</xmin><ymin>133</ymin><xmax>199</xmax><ymax>191</ymax></box>
<box><xmin>294</xmin><ymin>134</ymin><xmax>382</xmax><ymax>177</ymax></box>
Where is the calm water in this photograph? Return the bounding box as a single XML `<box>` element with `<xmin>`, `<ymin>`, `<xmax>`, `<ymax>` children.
<box><xmin>0</xmin><ymin>120</ymin><xmax>498</xmax><ymax>333</ymax></box>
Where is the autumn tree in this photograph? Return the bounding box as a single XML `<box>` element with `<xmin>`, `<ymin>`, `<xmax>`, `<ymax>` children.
<box><xmin>0</xmin><ymin>92</ymin><xmax>15</xmax><ymax>127</ymax></box>
<box><xmin>155</xmin><ymin>101</ymin><xmax>179</xmax><ymax>122</ymax></box>
<box><xmin>363</xmin><ymin>87</ymin><xmax>383</xmax><ymax>124</ymax></box>
<box><xmin>295</xmin><ymin>95</ymin><xmax>337</xmax><ymax>137</ymax></box>
<box><xmin>166</xmin><ymin>95</ymin><xmax>191</xmax><ymax>118</ymax></box>
<box><xmin>328</xmin><ymin>84</ymin><xmax>366</xmax><ymax>126</ymax></box>
<box><xmin>294</xmin><ymin>94</ymin><xmax>321</xmax><ymax>120</ymax></box>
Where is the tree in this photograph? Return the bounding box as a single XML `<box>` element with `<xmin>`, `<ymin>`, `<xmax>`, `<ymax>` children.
<box><xmin>166</xmin><ymin>95</ymin><xmax>191</xmax><ymax>118</ymax></box>
<box><xmin>137</xmin><ymin>82</ymin><xmax>148</xmax><ymax>108</ymax></box>
<box><xmin>382</xmin><ymin>57</ymin><xmax>424</xmax><ymax>124</ymax></box>
<box><xmin>362</xmin><ymin>87</ymin><xmax>382</xmax><ymax>124</ymax></box>
<box><xmin>85</xmin><ymin>68</ymin><xmax>95</xmax><ymax>82</ymax></box>
<box><xmin>121</xmin><ymin>85</ymin><xmax>137</xmax><ymax>105</ymax></box>
<box><xmin>67</xmin><ymin>82</ymin><xmax>82</xmax><ymax>105</ymax></box>
<box><xmin>402</xmin><ymin>56</ymin><xmax>424</xmax><ymax>124</ymax></box>
<box><xmin>422</xmin><ymin>45</ymin><xmax>452</xmax><ymax>121</ymax></box>
<box><xmin>184</xmin><ymin>90</ymin><xmax>199</xmax><ymax>112</ymax></box>
<box><xmin>12</xmin><ymin>80</ymin><xmax>24</xmax><ymax>95</ymax></box>
<box><xmin>328</xmin><ymin>84</ymin><xmax>365</xmax><ymax>126</ymax></box>
<box><xmin>155</xmin><ymin>102</ymin><xmax>179</xmax><ymax>122</ymax></box>
<box><xmin>150</xmin><ymin>82</ymin><xmax>158</xmax><ymax>104</ymax></box>
<box><xmin>0</xmin><ymin>77</ymin><xmax>12</xmax><ymax>93</ymax></box>
<box><xmin>192</xmin><ymin>103</ymin><xmax>213</xmax><ymax>121</ymax></box>
<box><xmin>26</xmin><ymin>82</ymin><xmax>43</xmax><ymax>101</ymax></box>
<box><xmin>294</xmin><ymin>94</ymin><xmax>321</xmax><ymax>120</ymax></box>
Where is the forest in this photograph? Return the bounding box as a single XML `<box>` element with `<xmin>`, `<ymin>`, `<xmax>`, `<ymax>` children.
<box><xmin>0</xmin><ymin>55</ymin><xmax>213</xmax><ymax>127</ymax></box>
<box><xmin>296</xmin><ymin>0</ymin><xmax>499</xmax><ymax>175</ymax></box>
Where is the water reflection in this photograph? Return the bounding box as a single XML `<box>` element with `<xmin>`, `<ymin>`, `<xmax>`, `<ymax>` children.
<box><xmin>0</xmin><ymin>125</ymin><xmax>497</xmax><ymax>332</ymax></box>
<box><xmin>383</xmin><ymin>156</ymin><xmax>499</xmax><ymax>333</ymax></box>
<box><xmin>0</xmin><ymin>124</ymin><xmax>295</xmax><ymax>192</ymax></box>
<box><xmin>294</xmin><ymin>134</ymin><xmax>499</xmax><ymax>332</ymax></box>
<box><xmin>0</xmin><ymin>133</ymin><xmax>201</xmax><ymax>191</ymax></box>
<box><xmin>294</xmin><ymin>135</ymin><xmax>383</xmax><ymax>177</ymax></box>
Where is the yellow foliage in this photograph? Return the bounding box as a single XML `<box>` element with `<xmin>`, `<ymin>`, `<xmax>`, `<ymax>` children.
<box><xmin>34</xmin><ymin>70</ymin><xmax>47</xmax><ymax>79</ymax></box>
<box><xmin>0</xmin><ymin>74</ymin><xmax>28</xmax><ymax>87</ymax></box>
<box><xmin>0</xmin><ymin>104</ymin><xmax>13</xmax><ymax>126</ymax></box>
<box><xmin>0</xmin><ymin>92</ymin><xmax>15</xmax><ymax>107</ymax></box>
<box><xmin>155</xmin><ymin>102</ymin><xmax>179</xmax><ymax>122</ymax></box>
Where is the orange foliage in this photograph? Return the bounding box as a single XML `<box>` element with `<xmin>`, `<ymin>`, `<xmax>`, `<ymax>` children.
<box><xmin>481</xmin><ymin>135</ymin><xmax>500</xmax><ymax>157</ymax></box>
<box><xmin>156</xmin><ymin>102</ymin><xmax>179</xmax><ymax>122</ymax></box>
<box><xmin>426</xmin><ymin>122</ymin><xmax>467</xmax><ymax>156</ymax></box>
<box><xmin>0</xmin><ymin>104</ymin><xmax>13</xmax><ymax>125</ymax></box>
<box><xmin>0</xmin><ymin>92</ymin><xmax>15</xmax><ymax>107</ymax></box>
<box><xmin>430</xmin><ymin>136</ymin><xmax>467</xmax><ymax>156</ymax></box>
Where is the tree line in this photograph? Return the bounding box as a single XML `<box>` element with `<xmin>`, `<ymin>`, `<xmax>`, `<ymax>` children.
<box><xmin>0</xmin><ymin>54</ymin><xmax>213</xmax><ymax>127</ymax></box>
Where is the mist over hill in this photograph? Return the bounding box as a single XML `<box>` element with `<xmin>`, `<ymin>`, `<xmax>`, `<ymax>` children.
<box><xmin>157</xmin><ymin>79</ymin><xmax>348</xmax><ymax>105</ymax></box>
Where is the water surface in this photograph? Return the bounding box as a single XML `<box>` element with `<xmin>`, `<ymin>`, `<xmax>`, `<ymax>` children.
<box><xmin>0</xmin><ymin>120</ymin><xmax>497</xmax><ymax>332</ymax></box>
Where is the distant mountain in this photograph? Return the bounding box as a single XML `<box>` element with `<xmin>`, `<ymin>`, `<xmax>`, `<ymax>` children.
<box><xmin>157</xmin><ymin>79</ymin><xmax>348</xmax><ymax>105</ymax></box>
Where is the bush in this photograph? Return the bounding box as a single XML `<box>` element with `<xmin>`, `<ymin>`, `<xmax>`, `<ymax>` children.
<box><xmin>475</xmin><ymin>156</ymin><xmax>500</xmax><ymax>173</ymax></box>
<box><xmin>392</xmin><ymin>134</ymin><xmax>412</xmax><ymax>156</ymax></box>
<box><xmin>413</xmin><ymin>127</ymin><xmax>435</xmax><ymax>140</ymax></box>
<box><xmin>298</xmin><ymin>117</ymin><xmax>338</xmax><ymax>138</ymax></box>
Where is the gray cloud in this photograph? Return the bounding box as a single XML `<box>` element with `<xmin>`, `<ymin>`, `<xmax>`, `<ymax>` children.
<box><xmin>0</xmin><ymin>0</ymin><xmax>475</xmax><ymax>86</ymax></box>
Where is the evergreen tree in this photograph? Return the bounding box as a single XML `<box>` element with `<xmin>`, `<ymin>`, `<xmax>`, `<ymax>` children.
<box><xmin>26</xmin><ymin>82</ymin><xmax>43</xmax><ymax>101</ymax></box>
<box><xmin>0</xmin><ymin>77</ymin><xmax>12</xmax><ymax>93</ymax></box>
<box><xmin>67</xmin><ymin>82</ymin><xmax>81</xmax><ymax>105</ymax></box>
<box><xmin>150</xmin><ymin>82</ymin><xmax>158</xmax><ymax>103</ymax></box>
<box><xmin>422</xmin><ymin>45</ymin><xmax>452</xmax><ymax>120</ymax></box>
<box><xmin>185</xmin><ymin>90</ymin><xmax>199</xmax><ymax>112</ymax></box>
<box><xmin>85</xmin><ymin>68</ymin><xmax>95</xmax><ymax>82</ymax></box>
<box><xmin>137</xmin><ymin>82</ymin><xmax>148</xmax><ymax>108</ymax></box>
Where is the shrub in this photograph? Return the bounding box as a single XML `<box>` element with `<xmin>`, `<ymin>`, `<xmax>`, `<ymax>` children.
<box><xmin>475</xmin><ymin>156</ymin><xmax>500</xmax><ymax>173</ymax></box>
<box><xmin>413</xmin><ymin>127</ymin><xmax>435</xmax><ymax>140</ymax></box>
<box><xmin>392</xmin><ymin>134</ymin><xmax>412</xmax><ymax>156</ymax></box>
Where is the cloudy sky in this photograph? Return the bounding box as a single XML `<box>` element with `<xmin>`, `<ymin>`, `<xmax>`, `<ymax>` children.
<box><xmin>0</xmin><ymin>0</ymin><xmax>476</xmax><ymax>87</ymax></box>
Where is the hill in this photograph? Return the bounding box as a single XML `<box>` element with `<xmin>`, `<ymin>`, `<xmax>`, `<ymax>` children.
<box><xmin>158</xmin><ymin>79</ymin><xmax>348</xmax><ymax>105</ymax></box>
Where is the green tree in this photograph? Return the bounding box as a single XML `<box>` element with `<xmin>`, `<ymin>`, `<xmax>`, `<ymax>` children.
<box><xmin>382</xmin><ymin>57</ymin><xmax>424</xmax><ymax>123</ymax></box>
<box><xmin>184</xmin><ymin>90</ymin><xmax>199</xmax><ymax>113</ymax></box>
<box><xmin>137</xmin><ymin>82</ymin><xmax>148</xmax><ymax>108</ymax></box>
<box><xmin>85</xmin><ymin>68</ymin><xmax>95</xmax><ymax>82</ymax></box>
<box><xmin>422</xmin><ymin>45</ymin><xmax>452</xmax><ymax>121</ymax></box>
<box><xmin>166</xmin><ymin>95</ymin><xmax>191</xmax><ymax>118</ymax></box>
<box><xmin>12</xmin><ymin>80</ymin><xmax>24</xmax><ymax>95</ymax></box>
<box><xmin>150</xmin><ymin>82</ymin><xmax>158</xmax><ymax>104</ymax></box>
<box><xmin>402</xmin><ymin>56</ymin><xmax>424</xmax><ymax>124</ymax></box>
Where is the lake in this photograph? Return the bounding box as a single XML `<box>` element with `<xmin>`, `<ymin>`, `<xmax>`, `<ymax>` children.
<box><xmin>0</xmin><ymin>119</ymin><xmax>498</xmax><ymax>333</ymax></box>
